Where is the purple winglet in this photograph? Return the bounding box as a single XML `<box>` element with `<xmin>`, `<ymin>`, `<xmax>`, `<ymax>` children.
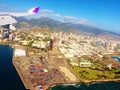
<box><xmin>33</xmin><ymin>7</ymin><xmax>40</xmax><ymax>13</ymax></box>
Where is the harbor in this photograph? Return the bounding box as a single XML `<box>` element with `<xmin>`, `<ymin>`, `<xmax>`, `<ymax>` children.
<box><xmin>0</xmin><ymin>45</ymin><xmax>26</xmax><ymax>90</ymax></box>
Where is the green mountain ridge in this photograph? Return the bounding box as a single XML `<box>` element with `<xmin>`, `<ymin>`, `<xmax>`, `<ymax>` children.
<box><xmin>14</xmin><ymin>17</ymin><xmax>120</xmax><ymax>36</ymax></box>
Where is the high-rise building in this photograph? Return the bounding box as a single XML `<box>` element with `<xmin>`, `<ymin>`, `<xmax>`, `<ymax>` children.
<box><xmin>117</xmin><ymin>44</ymin><xmax>120</xmax><ymax>49</ymax></box>
<box><xmin>9</xmin><ymin>33</ymin><xmax>13</xmax><ymax>41</ymax></box>
<box><xmin>95</xmin><ymin>41</ymin><xmax>101</xmax><ymax>47</ymax></box>
<box><xmin>2</xmin><ymin>32</ymin><xmax>6</xmax><ymax>38</ymax></box>
<box><xmin>49</xmin><ymin>39</ymin><xmax>54</xmax><ymax>50</ymax></box>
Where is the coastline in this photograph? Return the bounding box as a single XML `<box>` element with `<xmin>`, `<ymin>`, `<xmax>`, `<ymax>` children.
<box><xmin>12</xmin><ymin>57</ymin><xmax>35</xmax><ymax>90</ymax></box>
<box><xmin>47</xmin><ymin>79</ymin><xmax>120</xmax><ymax>90</ymax></box>
<box><xmin>0</xmin><ymin>44</ymin><xmax>26</xmax><ymax>90</ymax></box>
<box><xmin>9</xmin><ymin>44</ymin><xmax>120</xmax><ymax>90</ymax></box>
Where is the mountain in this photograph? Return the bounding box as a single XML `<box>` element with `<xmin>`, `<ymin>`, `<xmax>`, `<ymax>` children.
<box><xmin>14</xmin><ymin>17</ymin><xmax>120</xmax><ymax>36</ymax></box>
<box><xmin>15</xmin><ymin>17</ymin><xmax>74</xmax><ymax>31</ymax></box>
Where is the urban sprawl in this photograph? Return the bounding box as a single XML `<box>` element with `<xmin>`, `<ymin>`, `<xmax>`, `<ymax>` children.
<box><xmin>0</xmin><ymin>26</ymin><xmax>120</xmax><ymax>90</ymax></box>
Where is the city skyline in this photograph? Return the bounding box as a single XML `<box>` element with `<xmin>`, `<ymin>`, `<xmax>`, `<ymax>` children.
<box><xmin>0</xmin><ymin>0</ymin><xmax>120</xmax><ymax>33</ymax></box>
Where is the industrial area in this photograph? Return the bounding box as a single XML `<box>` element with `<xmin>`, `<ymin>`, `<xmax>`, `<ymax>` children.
<box><xmin>13</xmin><ymin>46</ymin><xmax>78</xmax><ymax>90</ymax></box>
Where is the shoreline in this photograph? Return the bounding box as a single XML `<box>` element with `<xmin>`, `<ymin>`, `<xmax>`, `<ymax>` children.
<box><xmin>12</xmin><ymin>58</ymin><xmax>35</xmax><ymax>90</ymax></box>
<box><xmin>9</xmin><ymin>44</ymin><xmax>120</xmax><ymax>90</ymax></box>
<box><xmin>47</xmin><ymin>79</ymin><xmax>120</xmax><ymax>90</ymax></box>
<box><xmin>12</xmin><ymin>59</ymin><xmax>29</xmax><ymax>89</ymax></box>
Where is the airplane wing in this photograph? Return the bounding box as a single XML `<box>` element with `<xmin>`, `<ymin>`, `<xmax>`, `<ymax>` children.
<box><xmin>0</xmin><ymin>15</ymin><xmax>17</xmax><ymax>25</ymax></box>
<box><xmin>0</xmin><ymin>6</ymin><xmax>39</xmax><ymax>26</ymax></box>
<box><xmin>0</xmin><ymin>6</ymin><xmax>40</xmax><ymax>17</ymax></box>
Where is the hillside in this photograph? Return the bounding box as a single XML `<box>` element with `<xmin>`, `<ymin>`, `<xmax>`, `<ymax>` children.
<box><xmin>14</xmin><ymin>17</ymin><xmax>120</xmax><ymax>36</ymax></box>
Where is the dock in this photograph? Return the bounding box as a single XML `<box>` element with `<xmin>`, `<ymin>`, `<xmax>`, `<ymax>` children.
<box><xmin>12</xmin><ymin>58</ymin><xmax>35</xmax><ymax>90</ymax></box>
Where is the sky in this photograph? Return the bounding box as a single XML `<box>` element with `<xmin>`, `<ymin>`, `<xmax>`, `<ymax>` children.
<box><xmin>0</xmin><ymin>0</ymin><xmax>120</xmax><ymax>32</ymax></box>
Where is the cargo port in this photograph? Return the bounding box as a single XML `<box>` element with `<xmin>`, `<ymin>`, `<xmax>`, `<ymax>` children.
<box><xmin>12</xmin><ymin>46</ymin><xmax>78</xmax><ymax>90</ymax></box>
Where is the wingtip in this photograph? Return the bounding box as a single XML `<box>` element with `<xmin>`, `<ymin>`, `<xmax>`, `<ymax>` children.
<box><xmin>28</xmin><ymin>6</ymin><xmax>40</xmax><ymax>14</ymax></box>
<box><xmin>33</xmin><ymin>6</ymin><xmax>40</xmax><ymax>13</ymax></box>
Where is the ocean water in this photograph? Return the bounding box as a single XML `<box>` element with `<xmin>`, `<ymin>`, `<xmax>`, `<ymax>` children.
<box><xmin>51</xmin><ymin>82</ymin><xmax>120</xmax><ymax>90</ymax></box>
<box><xmin>112</xmin><ymin>56</ymin><xmax>120</xmax><ymax>62</ymax></box>
<box><xmin>0</xmin><ymin>45</ymin><xmax>26</xmax><ymax>90</ymax></box>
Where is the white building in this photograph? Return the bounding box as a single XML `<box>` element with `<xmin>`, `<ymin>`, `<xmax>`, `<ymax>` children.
<box><xmin>79</xmin><ymin>59</ymin><xmax>92</xmax><ymax>67</ymax></box>
<box><xmin>32</xmin><ymin>41</ymin><xmax>47</xmax><ymax>49</ymax></box>
<box><xmin>14</xmin><ymin>49</ymin><xmax>26</xmax><ymax>57</ymax></box>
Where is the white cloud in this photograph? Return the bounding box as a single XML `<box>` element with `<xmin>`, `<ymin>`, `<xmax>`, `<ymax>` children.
<box><xmin>40</xmin><ymin>9</ymin><xmax>53</xmax><ymax>13</ymax></box>
<box><xmin>63</xmin><ymin>15</ymin><xmax>89</xmax><ymax>24</ymax></box>
<box><xmin>75</xmin><ymin>18</ymin><xmax>88</xmax><ymax>24</ymax></box>
<box><xmin>64</xmin><ymin>16</ymin><xmax>76</xmax><ymax>19</ymax></box>
<box><xmin>53</xmin><ymin>13</ymin><xmax>62</xmax><ymax>17</ymax></box>
<box><xmin>28</xmin><ymin>8</ymin><xmax>90</xmax><ymax>25</ymax></box>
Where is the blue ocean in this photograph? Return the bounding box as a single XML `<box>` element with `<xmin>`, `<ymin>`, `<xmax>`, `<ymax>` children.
<box><xmin>51</xmin><ymin>82</ymin><xmax>120</xmax><ymax>90</ymax></box>
<box><xmin>112</xmin><ymin>56</ymin><xmax>120</xmax><ymax>62</ymax></box>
